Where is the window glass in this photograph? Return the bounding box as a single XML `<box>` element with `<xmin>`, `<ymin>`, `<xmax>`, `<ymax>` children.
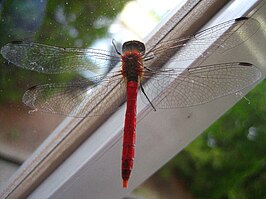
<box><xmin>0</xmin><ymin>0</ymin><xmax>183</xmax><ymax>187</ymax></box>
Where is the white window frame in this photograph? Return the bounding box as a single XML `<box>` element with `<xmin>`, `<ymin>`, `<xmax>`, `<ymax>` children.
<box><xmin>1</xmin><ymin>0</ymin><xmax>265</xmax><ymax>198</ymax></box>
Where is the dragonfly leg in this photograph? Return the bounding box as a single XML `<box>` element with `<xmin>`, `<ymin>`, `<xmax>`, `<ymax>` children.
<box><xmin>140</xmin><ymin>81</ymin><xmax>156</xmax><ymax>111</ymax></box>
<box><xmin>112</xmin><ymin>39</ymin><xmax>121</xmax><ymax>55</ymax></box>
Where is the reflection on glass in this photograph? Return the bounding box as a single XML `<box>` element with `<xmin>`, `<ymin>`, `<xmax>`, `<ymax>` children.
<box><xmin>0</xmin><ymin>0</ymin><xmax>132</xmax><ymax>186</ymax></box>
<box><xmin>0</xmin><ymin>0</ymin><xmax>182</xmax><ymax>189</ymax></box>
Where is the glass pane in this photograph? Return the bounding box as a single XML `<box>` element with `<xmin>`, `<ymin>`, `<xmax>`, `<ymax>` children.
<box><xmin>0</xmin><ymin>0</ymin><xmax>184</xmax><ymax>189</ymax></box>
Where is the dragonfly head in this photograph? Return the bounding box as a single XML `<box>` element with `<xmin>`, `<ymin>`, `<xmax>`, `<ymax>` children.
<box><xmin>122</xmin><ymin>40</ymin><xmax>145</xmax><ymax>55</ymax></box>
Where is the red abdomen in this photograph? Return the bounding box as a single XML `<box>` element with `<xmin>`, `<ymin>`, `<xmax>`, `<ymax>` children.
<box><xmin>122</xmin><ymin>81</ymin><xmax>138</xmax><ymax>188</ymax></box>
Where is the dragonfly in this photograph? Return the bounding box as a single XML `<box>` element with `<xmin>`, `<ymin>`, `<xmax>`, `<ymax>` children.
<box><xmin>1</xmin><ymin>17</ymin><xmax>262</xmax><ymax>188</ymax></box>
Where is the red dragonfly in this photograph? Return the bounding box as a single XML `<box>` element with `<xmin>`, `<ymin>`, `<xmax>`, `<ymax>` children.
<box><xmin>1</xmin><ymin>17</ymin><xmax>262</xmax><ymax>188</ymax></box>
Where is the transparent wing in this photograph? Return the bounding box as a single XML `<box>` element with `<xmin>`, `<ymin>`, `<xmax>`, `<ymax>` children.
<box><xmin>142</xmin><ymin>62</ymin><xmax>261</xmax><ymax>108</ymax></box>
<box><xmin>22</xmin><ymin>72</ymin><xmax>126</xmax><ymax>117</ymax></box>
<box><xmin>144</xmin><ymin>17</ymin><xmax>260</xmax><ymax>64</ymax></box>
<box><xmin>0</xmin><ymin>41</ymin><xmax>121</xmax><ymax>74</ymax></box>
<box><xmin>1</xmin><ymin>18</ymin><xmax>259</xmax><ymax>75</ymax></box>
<box><xmin>2</xmin><ymin>17</ymin><xmax>261</xmax><ymax>116</ymax></box>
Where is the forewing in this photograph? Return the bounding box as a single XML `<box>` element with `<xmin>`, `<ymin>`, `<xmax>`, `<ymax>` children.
<box><xmin>144</xmin><ymin>18</ymin><xmax>260</xmax><ymax>64</ymax></box>
<box><xmin>1</xmin><ymin>41</ymin><xmax>120</xmax><ymax>74</ymax></box>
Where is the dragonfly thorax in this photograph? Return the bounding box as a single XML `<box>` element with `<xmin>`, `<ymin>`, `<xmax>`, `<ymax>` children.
<box><xmin>121</xmin><ymin>50</ymin><xmax>144</xmax><ymax>82</ymax></box>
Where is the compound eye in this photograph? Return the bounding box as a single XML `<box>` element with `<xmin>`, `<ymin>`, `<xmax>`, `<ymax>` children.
<box><xmin>122</xmin><ymin>40</ymin><xmax>145</xmax><ymax>54</ymax></box>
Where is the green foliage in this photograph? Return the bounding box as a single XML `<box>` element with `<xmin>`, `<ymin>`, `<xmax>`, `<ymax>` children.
<box><xmin>37</xmin><ymin>0</ymin><xmax>128</xmax><ymax>47</ymax></box>
<box><xmin>160</xmin><ymin>79</ymin><xmax>266</xmax><ymax>199</ymax></box>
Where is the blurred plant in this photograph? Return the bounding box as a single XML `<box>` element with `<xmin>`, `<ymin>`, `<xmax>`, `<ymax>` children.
<box><xmin>160</xmin><ymin>79</ymin><xmax>266</xmax><ymax>199</ymax></box>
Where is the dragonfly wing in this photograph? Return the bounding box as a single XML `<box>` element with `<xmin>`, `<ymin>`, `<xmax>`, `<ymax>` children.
<box><xmin>144</xmin><ymin>18</ymin><xmax>260</xmax><ymax>64</ymax></box>
<box><xmin>142</xmin><ymin>62</ymin><xmax>261</xmax><ymax>108</ymax></box>
<box><xmin>22</xmin><ymin>73</ymin><xmax>126</xmax><ymax>117</ymax></box>
<box><xmin>1</xmin><ymin>41</ymin><xmax>120</xmax><ymax>74</ymax></box>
